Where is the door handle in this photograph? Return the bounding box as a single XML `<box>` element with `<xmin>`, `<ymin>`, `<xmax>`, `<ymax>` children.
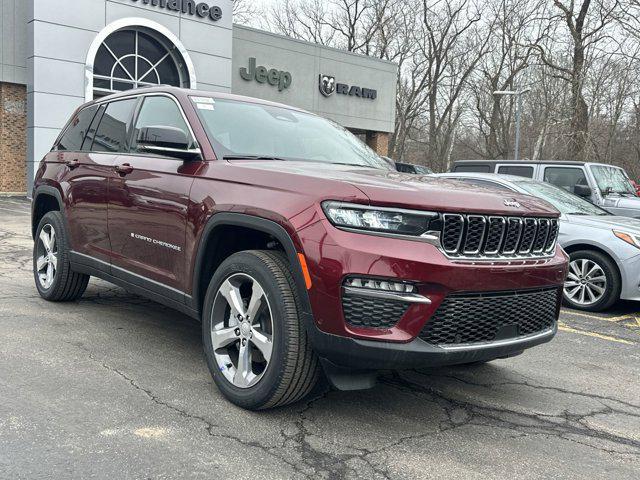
<box><xmin>115</xmin><ymin>163</ymin><xmax>134</xmax><ymax>176</ymax></box>
<box><xmin>65</xmin><ymin>159</ymin><xmax>80</xmax><ymax>170</ymax></box>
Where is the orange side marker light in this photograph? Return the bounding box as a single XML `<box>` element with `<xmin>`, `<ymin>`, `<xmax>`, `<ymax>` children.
<box><xmin>297</xmin><ymin>253</ymin><xmax>312</xmax><ymax>290</ymax></box>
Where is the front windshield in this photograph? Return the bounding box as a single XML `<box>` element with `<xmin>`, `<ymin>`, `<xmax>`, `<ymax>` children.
<box><xmin>516</xmin><ymin>180</ymin><xmax>610</xmax><ymax>216</ymax></box>
<box><xmin>191</xmin><ymin>97</ymin><xmax>391</xmax><ymax>169</ymax></box>
<box><xmin>590</xmin><ymin>165</ymin><xmax>636</xmax><ymax>196</ymax></box>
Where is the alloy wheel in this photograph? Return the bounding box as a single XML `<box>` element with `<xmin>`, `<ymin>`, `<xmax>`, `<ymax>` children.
<box><xmin>210</xmin><ymin>273</ymin><xmax>274</xmax><ymax>388</ymax></box>
<box><xmin>564</xmin><ymin>258</ymin><xmax>607</xmax><ymax>306</ymax></box>
<box><xmin>36</xmin><ymin>224</ymin><xmax>58</xmax><ymax>289</ymax></box>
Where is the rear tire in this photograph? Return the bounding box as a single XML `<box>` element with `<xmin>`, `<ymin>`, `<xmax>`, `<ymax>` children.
<box><xmin>202</xmin><ymin>250</ymin><xmax>320</xmax><ymax>410</ymax></box>
<box><xmin>563</xmin><ymin>250</ymin><xmax>620</xmax><ymax>312</ymax></box>
<box><xmin>33</xmin><ymin>211</ymin><xmax>89</xmax><ymax>302</ymax></box>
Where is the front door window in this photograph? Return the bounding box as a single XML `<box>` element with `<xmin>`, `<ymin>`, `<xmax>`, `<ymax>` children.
<box><xmin>543</xmin><ymin>167</ymin><xmax>588</xmax><ymax>195</ymax></box>
<box><xmin>131</xmin><ymin>96</ymin><xmax>193</xmax><ymax>153</ymax></box>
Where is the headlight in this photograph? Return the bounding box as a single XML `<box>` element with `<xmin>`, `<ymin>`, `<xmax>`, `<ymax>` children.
<box><xmin>322</xmin><ymin>201</ymin><xmax>436</xmax><ymax>236</ymax></box>
<box><xmin>613</xmin><ymin>230</ymin><xmax>640</xmax><ymax>249</ymax></box>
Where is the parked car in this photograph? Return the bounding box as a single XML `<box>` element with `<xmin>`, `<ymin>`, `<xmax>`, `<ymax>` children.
<box><xmin>632</xmin><ymin>180</ymin><xmax>640</xmax><ymax>197</ymax></box>
<box><xmin>32</xmin><ymin>87</ymin><xmax>567</xmax><ymax>410</ymax></box>
<box><xmin>451</xmin><ymin>160</ymin><xmax>640</xmax><ymax>218</ymax></box>
<box><xmin>395</xmin><ymin>161</ymin><xmax>434</xmax><ymax>175</ymax></box>
<box><xmin>437</xmin><ymin>172</ymin><xmax>640</xmax><ymax>311</ymax></box>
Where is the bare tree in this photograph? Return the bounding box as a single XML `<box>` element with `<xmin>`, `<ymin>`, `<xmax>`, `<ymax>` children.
<box><xmin>414</xmin><ymin>0</ymin><xmax>492</xmax><ymax>169</ymax></box>
<box><xmin>268</xmin><ymin>0</ymin><xmax>336</xmax><ymax>45</ymax></box>
<box><xmin>536</xmin><ymin>0</ymin><xmax>621</xmax><ymax>161</ymax></box>
<box><xmin>267</xmin><ymin>0</ymin><xmax>407</xmax><ymax>56</ymax></box>
<box><xmin>260</xmin><ymin>0</ymin><xmax>640</xmax><ymax>175</ymax></box>
<box><xmin>233</xmin><ymin>0</ymin><xmax>261</xmax><ymax>24</ymax></box>
<box><xmin>469</xmin><ymin>0</ymin><xmax>547</xmax><ymax>159</ymax></box>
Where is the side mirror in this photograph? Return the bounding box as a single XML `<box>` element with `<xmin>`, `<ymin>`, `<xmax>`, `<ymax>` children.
<box><xmin>137</xmin><ymin>126</ymin><xmax>201</xmax><ymax>160</ymax></box>
<box><xmin>574</xmin><ymin>184</ymin><xmax>592</xmax><ymax>198</ymax></box>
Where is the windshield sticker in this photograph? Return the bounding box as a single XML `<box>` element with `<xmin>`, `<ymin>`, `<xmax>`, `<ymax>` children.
<box><xmin>192</xmin><ymin>96</ymin><xmax>215</xmax><ymax>104</ymax></box>
<box><xmin>197</xmin><ymin>103</ymin><xmax>215</xmax><ymax>111</ymax></box>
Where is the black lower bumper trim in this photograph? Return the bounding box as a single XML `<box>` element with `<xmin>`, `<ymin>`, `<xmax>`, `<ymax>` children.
<box><xmin>307</xmin><ymin>321</ymin><xmax>557</xmax><ymax>370</ymax></box>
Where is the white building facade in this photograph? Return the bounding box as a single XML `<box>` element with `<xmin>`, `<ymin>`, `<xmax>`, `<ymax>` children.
<box><xmin>0</xmin><ymin>0</ymin><xmax>397</xmax><ymax>194</ymax></box>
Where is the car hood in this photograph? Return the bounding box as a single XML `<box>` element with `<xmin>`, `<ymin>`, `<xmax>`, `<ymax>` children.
<box><xmin>566</xmin><ymin>214</ymin><xmax>640</xmax><ymax>234</ymax></box>
<box><xmin>226</xmin><ymin>161</ymin><xmax>559</xmax><ymax>216</ymax></box>
<box><xmin>602</xmin><ymin>195</ymin><xmax>640</xmax><ymax>211</ymax></box>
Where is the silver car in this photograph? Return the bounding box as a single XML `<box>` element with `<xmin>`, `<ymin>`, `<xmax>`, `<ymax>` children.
<box><xmin>437</xmin><ymin>172</ymin><xmax>640</xmax><ymax>311</ymax></box>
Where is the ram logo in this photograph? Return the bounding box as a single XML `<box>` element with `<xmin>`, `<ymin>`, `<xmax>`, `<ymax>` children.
<box><xmin>319</xmin><ymin>75</ymin><xmax>336</xmax><ymax>97</ymax></box>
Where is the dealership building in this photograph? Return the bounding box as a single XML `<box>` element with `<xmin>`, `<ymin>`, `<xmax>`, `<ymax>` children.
<box><xmin>0</xmin><ymin>0</ymin><xmax>398</xmax><ymax>194</ymax></box>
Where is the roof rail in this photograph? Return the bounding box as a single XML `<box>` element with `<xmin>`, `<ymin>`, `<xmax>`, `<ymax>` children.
<box><xmin>135</xmin><ymin>84</ymin><xmax>175</xmax><ymax>89</ymax></box>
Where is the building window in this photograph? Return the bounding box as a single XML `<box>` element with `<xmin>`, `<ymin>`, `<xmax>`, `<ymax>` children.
<box><xmin>92</xmin><ymin>28</ymin><xmax>190</xmax><ymax>98</ymax></box>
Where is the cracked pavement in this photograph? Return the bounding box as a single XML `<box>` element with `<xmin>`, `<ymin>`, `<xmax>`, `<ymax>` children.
<box><xmin>0</xmin><ymin>197</ymin><xmax>639</xmax><ymax>479</ymax></box>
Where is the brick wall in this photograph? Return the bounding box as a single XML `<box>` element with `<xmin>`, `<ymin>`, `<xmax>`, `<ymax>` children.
<box><xmin>366</xmin><ymin>131</ymin><xmax>390</xmax><ymax>157</ymax></box>
<box><xmin>0</xmin><ymin>82</ymin><xmax>27</xmax><ymax>193</ymax></box>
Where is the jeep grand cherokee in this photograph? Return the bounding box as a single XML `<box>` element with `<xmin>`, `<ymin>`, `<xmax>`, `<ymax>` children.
<box><xmin>31</xmin><ymin>87</ymin><xmax>568</xmax><ymax>410</ymax></box>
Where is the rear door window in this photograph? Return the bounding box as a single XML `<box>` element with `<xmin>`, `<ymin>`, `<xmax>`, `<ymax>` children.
<box><xmin>497</xmin><ymin>165</ymin><xmax>534</xmax><ymax>178</ymax></box>
<box><xmin>91</xmin><ymin>98</ymin><xmax>138</xmax><ymax>153</ymax></box>
<box><xmin>81</xmin><ymin>105</ymin><xmax>106</xmax><ymax>151</ymax></box>
<box><xmin>453</xmin><ymin>164</ymin><xmax>492</xmax><ymax>173</ymax></box>
<box><xmin>57</xmin><ymin>105</ymin><xmax>99</xmax><ymax>151</ymax></box>
<box><xmin>543</xmin><ymin>167</ymin><xmax>588</xmax><ymax>193</ymax></box>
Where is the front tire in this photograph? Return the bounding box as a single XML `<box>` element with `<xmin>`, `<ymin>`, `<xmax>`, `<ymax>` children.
<box><xmin>202</xmin><ymin>250</ymin><xmax>320</xmax><ymax>410</ymax></box>
<box><xmin>563</xmin><ymin>250</ymin><xmax>620</xmax><ymax>312</ymax></box>
<box><xmin>33</xmin><ymin>211</ymin><xmax>89</xmax><ymax>302</ymax></box>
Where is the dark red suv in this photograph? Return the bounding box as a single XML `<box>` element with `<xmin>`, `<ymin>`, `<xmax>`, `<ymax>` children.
<box><xmin>32</xmin><ymin>87</ymin><xmax>568</xmax><ymax>410</ymax></box>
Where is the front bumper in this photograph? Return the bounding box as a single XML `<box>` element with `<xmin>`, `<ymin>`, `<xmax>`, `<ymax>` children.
<box><xmin>298</xmin><ymin>219</ymin><xmax>568</xmax><ymax>343</ymax></box>
<box><xmin>307</xmin><ymin>320</ymin><xmax>557</xmax><ymax>370</ymax></box>
<box><xmin>619</xmin><ymin>251</ymin><xmax>640</xmax><ymax>301</ymax></box>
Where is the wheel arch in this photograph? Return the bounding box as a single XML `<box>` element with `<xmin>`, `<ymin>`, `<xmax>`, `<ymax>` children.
<box><xmin>190</xmin><ymin>213</ymin><xmax>313</xmax><ymax>319</ymax></box>
<box><xmin>563</xmin><ymin>242</ymin><xmax>620</xmax><ymax>264</ymax></box>
<box><xmin>32</xmin><ymin>186</ymin><xmax>64</xmax><ymax>239</ymax></box>
<box><xmin>562</xmin><ymin>242</ymin><xmax>622</xmax><ymax>281</ymax></box>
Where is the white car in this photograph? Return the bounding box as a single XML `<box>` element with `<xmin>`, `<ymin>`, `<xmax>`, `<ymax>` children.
<box><xmin>451</xmin><ymin>160</ymin><xmax>640</xmax><ymax>218</ymax></box>
<box><xmin>437</xmin><ymin>172</ymin><xmax>640</xmax><ymax>311</ymax></box>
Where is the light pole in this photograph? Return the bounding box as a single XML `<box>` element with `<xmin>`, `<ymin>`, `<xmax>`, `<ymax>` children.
<box><xmin>493</xmin><ymin>88</ymin><xmax>531</xmax><ymax>161</ymax></box>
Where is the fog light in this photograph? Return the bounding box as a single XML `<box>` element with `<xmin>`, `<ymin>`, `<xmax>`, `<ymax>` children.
<box><xmin>344</xmin><ymin>277</ymin><xmax>417</xmax><ymax>293</ymax></box>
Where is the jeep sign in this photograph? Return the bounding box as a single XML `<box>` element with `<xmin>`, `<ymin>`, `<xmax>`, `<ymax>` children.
<box><xmin>240</xmin><ymin>58</ymin><xmax>293</xmax><ymax>92</ymax></box>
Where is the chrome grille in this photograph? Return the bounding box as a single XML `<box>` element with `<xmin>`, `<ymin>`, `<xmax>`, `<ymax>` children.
<box><xmin>519</xmin><ymin>218</ymin><xmax>537</xmax><ymax>253</ymax></box>
<box><xmin>442</xmin><ymin>214</ymin><xmax>464</xmax><ymax>252</ymax></box>
<box><xmin>463</xmin><ymin>216</ymin><xmax>486</xmax><ymax>254</ymax></box>
<box><xmin>503</xmin><ymin>218</ymin><xmax>523</xmax><ymax>254</ymax></box>
<box><xmin>484</xmin><ymin>217</ymin><xmax>506</xmax><ymax>254</ymax></box>
<box><xmin>533</xmin><ymin>219</ymin><xmax>550</xmax><ymax>252</ymax></box>
<box><xmin>438</xmin><ymin>215</ymin><xmax>558</xmax><ymax>259</ymax></box>
<box><xmin>546</xmin><ymin>220</ymin><xmax>559</xmax><ymax>251</ymax></box>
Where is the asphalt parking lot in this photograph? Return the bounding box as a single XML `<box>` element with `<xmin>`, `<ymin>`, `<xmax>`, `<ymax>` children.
<box><xmin>0</xmin><ymin>197</ymin><xmax>639</xmax><ymax>479</ymax></box>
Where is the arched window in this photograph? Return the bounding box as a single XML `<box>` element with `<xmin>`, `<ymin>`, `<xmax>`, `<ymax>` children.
<box><xmin>92</xmin><ymin>28</ymin><xmax>191</xmax><ymax>98</ymax></box>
